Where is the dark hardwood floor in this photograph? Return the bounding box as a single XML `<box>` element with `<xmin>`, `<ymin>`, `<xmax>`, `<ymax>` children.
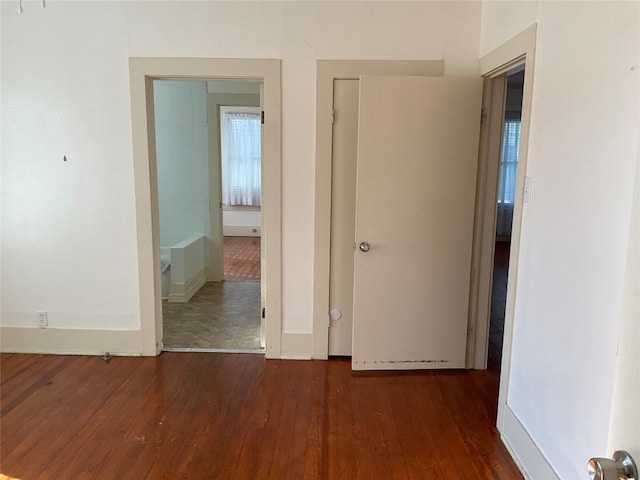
<box><xmin>488</xmin><ymin>241</ymin><xmax>510</xmax><ymax>371</ymax></box>
<box><xmin>0</xmin><ymin>353</ymin><xmax>522</xmax><ymax>479</ymax></box>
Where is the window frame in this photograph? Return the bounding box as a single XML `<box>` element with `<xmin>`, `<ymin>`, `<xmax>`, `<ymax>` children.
<box><xmin>219</xmin><ymin>105</ymin><xmax>262</xmax><ymax>207</ymax></box>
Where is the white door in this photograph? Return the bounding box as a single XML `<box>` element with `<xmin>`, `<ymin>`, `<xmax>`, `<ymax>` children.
<box><xmin>352</xmin><ymin>75</ymin><xmax>482</xmax><ymax>370</ymax></box>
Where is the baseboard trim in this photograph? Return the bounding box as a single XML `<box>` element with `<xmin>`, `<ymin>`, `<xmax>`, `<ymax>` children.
<box><xmin>223</xmin><ymin>225</ymin><xmax>261</xmax><ymax>237</ymax></box>
<box><xmin>498</xmin><ymin>404</ymin><xmax>560</xmax><ymax>480</ymax></box>
<box><xmin>168</xmin><ymin>268</ymin><xmax>206</xmax><ymax>303</ymax></box>
<box><xmin>0</xmin><ymin>326</ymin><xmax>142</xmax><ymax>356</ymax></box>
<box><xmin>280</xmin><ymin>333</ymin><xmax>313</xmax><ymax>359</ymax></box>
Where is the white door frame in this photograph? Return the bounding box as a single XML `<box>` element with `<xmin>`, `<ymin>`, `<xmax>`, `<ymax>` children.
<box><xmin>471</xmin><ymin>24</ymin><xmax>536</xmax><ymax>379</ymax></box>
<box><xmin>466</xmin><ymin>69</ymin><xmax>508</xmax><ymax>369</ymax></box>
<box><xmin>312</xmin><ymin>60</ymin><xmax>444</xmax><ymax>359</ymax></box>
<box><xmin>471</xmin><ymin>27</ymin><xmax>553</xmax><ymax>477</ymax></box>
<box><xmin>129</xmin><ymin>58</ymin><xmax>282</xmax><ymax>357</ymax></box>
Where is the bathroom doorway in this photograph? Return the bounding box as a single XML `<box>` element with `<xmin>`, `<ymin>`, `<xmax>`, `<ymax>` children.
<box><xmin>153</xmin><ymin>79</ymin><xmax>264</xmax><ymax>353</ymax></box>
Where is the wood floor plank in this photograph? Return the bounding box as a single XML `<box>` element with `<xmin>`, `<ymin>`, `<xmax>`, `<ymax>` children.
<box><xmin>141</xmin><ymin>353</ymin><xmax>244</xmax><ymax>478</ymax></box>
<box><xmin>214</xmin><ymin>356</ymin><xmax>280</xmax><ymax>478</ymax></box>
<box><xmin>1</xmin><ymin>356</ymin><xmax>103</xmax><ymax>467</ymax></box>
<box><xmin>326</xmin><ymin>358</ymin><xmax>357</xmax><ymax>479</ymax></box>
<box><xmin>0</xmin><ymin>353</ymin><xmax>44</xmax><ymax>390</ymax></box>
<box><xmin>289</xmin><ymin>362</ymin><xmax>325</xmax><ymax>479</ymax></box>
<box><xmin>302</xmin><ymin>360</ymin><xmax>328</xmax><ymax>480</ymax></box>
<box><xmin>32</xmin><ymin>357</ymin><xmax>153</xmax><ymax>480</ymax></box>
<box><xmin>0</xmin><ymin>354</ymin><xmax>75</xmax><ymax>419</ymax></box>
<box><xmin>356</xmin><ymin>374</ymin><xmax>390</xmax><ymax>479</ymax></box>
<box><xmin>106</xmin><ymin>354</ymin><xmax>212</xmax><ymax>479</ymax></box>
<box><xmin>387</xmin><ymin>375</ymin><xmax>438</xmax><ymax>479</ymax></box>
<box><xmin>0</xmin><ymin>353</ymin><xmax>523</xmax><ymax>480</ymax></box>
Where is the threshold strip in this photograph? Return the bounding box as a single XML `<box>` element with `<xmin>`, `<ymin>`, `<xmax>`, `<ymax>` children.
<box><xmin>162</xmin><ymin>347</ymin><xmax>265</xmax><ymax>354</ymax></box>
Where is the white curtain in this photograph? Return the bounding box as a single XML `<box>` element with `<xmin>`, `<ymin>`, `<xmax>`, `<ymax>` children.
<box><xmin>221</xmin><ymin>110</ymin><xmax>261</xmax><ymax>206</ymax></box>
<box><xmin>496</xmin><ymin>121</ymin><xmax>521</xmax><ymax>237</ymax></box>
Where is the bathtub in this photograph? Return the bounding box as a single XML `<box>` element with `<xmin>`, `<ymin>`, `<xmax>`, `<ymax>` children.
<box><xmin>161</xmin><ymin>233</ymin><xmax>207</xmax><ymax>303</ymax></box>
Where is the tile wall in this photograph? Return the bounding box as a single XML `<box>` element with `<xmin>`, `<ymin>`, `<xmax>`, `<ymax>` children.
<box><xmin>153</xmin><ymin>80</ymin><xmax>210</xmax><ymax>249</ymax></box>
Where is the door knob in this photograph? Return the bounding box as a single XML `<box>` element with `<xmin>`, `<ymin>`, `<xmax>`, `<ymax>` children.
<box><xmin>588</xmin><ymin>450</ymin><xmax>637</xmax><ymax>480</ymax></box>
<box><xmin>358</xmin><ymin>242</ymin><xmax>370</xmax><ymax>253</ymax></box>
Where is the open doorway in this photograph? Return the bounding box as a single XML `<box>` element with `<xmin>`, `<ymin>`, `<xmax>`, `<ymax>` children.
<box><xmin>218</xmin><ymin>103</ymin><xmax>262</xmax><ymax>284</ymax></box>
<box><xmin>129</xmin><ymin>57</ymin><xmax>282</xmax><ymax>358</ymax></box>
<box><xmin>153</xmin><ymin>79</ymin><xmax>264</xmax><ymax>353</ymax></box>
<box><xmin>487</xmin><ymin>68</ymin><xmax>524</xmax><ymax>371</ymax></box>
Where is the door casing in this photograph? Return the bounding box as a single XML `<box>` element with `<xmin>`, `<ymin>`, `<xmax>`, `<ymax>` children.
<box><xmin>474</xmin><ymin>26</ymin><xmax>542</xmax><ymax>472</ymax></box>
<box><xmin>466</xmin><ymin>72</ymin><xmax>508</xmax><ymax>369</ymax></box>
<box><xmin>129</xmin><ymin>58</ymin><xmax>281</xmax><ymax>357</ymax></box>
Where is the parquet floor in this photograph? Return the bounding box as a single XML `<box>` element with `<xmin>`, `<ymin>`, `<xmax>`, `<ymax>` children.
<box><xmin>0</xmin><ymin>353</ymin><xmax>523</xmax><ymax>479</ymax></box>
<box><xmin>162</xmin><ymin>236</ymin><xmax>262</xmax><ymax>351</ymax></box>
<box><xmin>224</xmin><ymin>236</ymin><xmax>260</xmax><ymax>281</ymax></box>
<box><xmin>162</xmin><ymin>281</ymin><xmax>261</xmax><ymax>350</ymax></box>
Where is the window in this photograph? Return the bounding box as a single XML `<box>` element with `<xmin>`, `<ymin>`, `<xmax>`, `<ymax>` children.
<box><xmin>497</xmin><ymin>120</ymin><xmax>521</xmax><ymax>204</ymax></box>
<box><xmin>220</xmin><ymin>106</ymin><xmax>262</xmax><ymax>206</ymax></box>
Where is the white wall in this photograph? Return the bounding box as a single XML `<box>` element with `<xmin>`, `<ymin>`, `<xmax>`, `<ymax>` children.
<box><xmin>223</xmin><ymin>209</ymin><xmax>261</xmax><ymax>236</ymax></box>
<box><xmin>1</xmin><ymin>3</ymin><xmax>139</xmax><ymax>330</ymax></box>
<box><xmin>3</xmin><ymin>1</ymin><xmax>637</xmax><ymax>475</ymax></box>
<box><xmin>207</xmin><ymin>80</ymin><xmax>260</xmax><ymax>95</ymax></box>
<box><xmin>481</xmin><ymin>2</ymin><xmax>640</xmax><ymax>478</ymax></box>
<box><xmin>0</xmin><ymin>1</ymin><xmax>482</xmax><ymax>335</ymax></box>
<box><xmin>153</xmin><ymin>80</ymin><xmax>210</xmax><ymax>249</ymax></box>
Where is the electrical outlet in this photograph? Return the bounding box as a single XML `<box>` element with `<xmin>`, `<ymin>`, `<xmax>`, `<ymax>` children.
<box><xmin>37</xmin><ymin>311</ymin><xmax>48</xmax><ymax>328</ymax></box>
<box><xmin>252</xmin><ymin>228</ymin><xmax>258</xmax><ymax>233</ymax></box>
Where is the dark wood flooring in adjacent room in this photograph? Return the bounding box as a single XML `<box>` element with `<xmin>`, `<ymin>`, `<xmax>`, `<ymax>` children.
<box><xmin>0</xmin><ymin>353</ymin><xmax>522</xmax><ymax>479</ymax></box>
<box><xmin>488</xmin><ymin>241</ymin><xmax>510</xmax><ymax>371</ymax></box>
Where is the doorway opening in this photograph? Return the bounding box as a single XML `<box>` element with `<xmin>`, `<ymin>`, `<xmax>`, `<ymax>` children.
<box><xmin>152</xmin><ymin>79</ymin><xmax>264</xmax><ymax>353</ymax></box>
<box><xmin>488</xmin><ymin>68</ymin><xmax>524</xmax><ymax>371</ymax></box>
<box><xmin>218</xmin><ymin>103</ymin><xmax>262</xmax><ymax>285</ymax></box>
<box><xmin>129</xmin><ymin>58</ymin><xmax>282</xmax><ymax>358</ymax></box>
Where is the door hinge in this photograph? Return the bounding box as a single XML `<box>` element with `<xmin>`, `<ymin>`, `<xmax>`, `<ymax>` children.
<box><xmin>480</xmin><ymin>108</ymin><xmax>488</xmax><ymax>124</ymax></box>
<box><xmin>261</xmin><ymin>111</ymin><xmax>265</xmax><ymax>124</ymax></box>
<box><xmin>331</xmin><ymin>109</ymin><xmax>335</xmax><ymax>124</ymax></box>
<box><xmin>262</xmin><ymin>307</ymin><xmax>266</xmax><ymax>319</ymax></box>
